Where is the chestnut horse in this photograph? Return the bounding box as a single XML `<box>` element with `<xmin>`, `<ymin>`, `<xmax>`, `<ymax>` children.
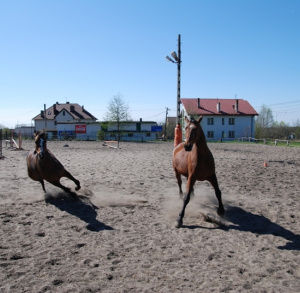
<box><xmin>172</xmin><ymin>116</ymin><xmax>224</xmax><ymax>228</ymax></box>
<box><xmin>27</xmin><ymin>130</ymin><xmax>81</xmax><ymax>194</ymax></box>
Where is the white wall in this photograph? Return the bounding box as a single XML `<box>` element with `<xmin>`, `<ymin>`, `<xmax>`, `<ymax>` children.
<box><xmin>56</xmin><ymin>111</ymin><xmax>74</xmax><ymax>122</ymax></box>
<box><xmin>35</xmin><ymin>120</ymin><xmax>56</xmax><ymax>131</ymax></box>
<box><xmin>141</xmin><ymin>123</ymin><xmax>154</xmax><ymax>131</ymax></box>
<box><xmin>201</xmin><ymin>115</ymin><xmax>255</xmax><ymax>139</ymax></box>
<box><xmin>107</xmin><ymin>122</ymin><xmax>156</xmax><ymax>132</ymax></box>
<box><xmin>108</xmin><ymin>123</ymin><xmax>137</xmax><ymax>131</ymax></box>
<box><xmin>182</xmin><ymin>113</ymin><xmax>256</xmax><ymax>140</ymax></box>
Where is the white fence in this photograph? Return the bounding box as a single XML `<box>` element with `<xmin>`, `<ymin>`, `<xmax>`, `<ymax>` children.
<box><xmin>274</xmin><ymin>139</ymin><xmax>290</xmax><ymax>146</ymax></box>
<box><xmin>239</xmin><ymin>137</ymin><xmax>291</xmax><ymax>146</ymax></box>
<box><xmin>238</xmin><ymin>137</ymin><xmax>266</xmax><ymax>143</ymax></box>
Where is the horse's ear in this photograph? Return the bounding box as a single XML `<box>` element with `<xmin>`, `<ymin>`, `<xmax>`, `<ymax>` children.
<box><xmin>197</xmin><ymin>116</ymin><xmax>203</xmax><ymax>123</ymax></box>
<box><xmin>185</xmin><ymin>116</ymin><xmax>190</xmax><ymax>123</ymax></box>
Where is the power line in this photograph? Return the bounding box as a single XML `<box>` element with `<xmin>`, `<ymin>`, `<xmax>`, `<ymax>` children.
<box><xmin>0</xmin><ymin>105</ymin><xmax>44</xmax><ymax>119</ymax></box>
<box><xmin>255</xmin><ymin>99</ymin><xmax>300</xmax><ymax>109</ymax></box>
<box><xmin>145</xmin><ymin>111</ymin><xmax>165</xmax><ymax>119</ymax></box>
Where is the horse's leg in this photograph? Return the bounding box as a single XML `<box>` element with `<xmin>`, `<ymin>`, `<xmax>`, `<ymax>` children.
<box><xmin>176</xmin><ymin>175</ymin><xmax>196</xmax><ymax>228</ymax></box>
<box><xmin>208</xmin><ymin>173</ymin><xmax>224</xmax><ymax>216</ymax></box>
<box><xmin>175</xmin><ymin>169</ymin><xmax>183</xmax><ymax>195</ymax></box>
<box><xmin>50</xmin><ymin>180</ymin><xmax>72</xmax><ymax>193</ymax></box>
<box><xmin>64</xmin><ymin>170</ymin><xmax>81</xmax><ymax>191</ymax></box>
<box><xmin>39</xmin><ymin>179</ymin><xmax>46</xmax><ymax>193</ymax></box>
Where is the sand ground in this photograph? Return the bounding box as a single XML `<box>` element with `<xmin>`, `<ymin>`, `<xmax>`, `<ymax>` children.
<box><xmin>0</xmin><ymin>140</ymin><xmax>299</xmax><ymax>292</ymax></box>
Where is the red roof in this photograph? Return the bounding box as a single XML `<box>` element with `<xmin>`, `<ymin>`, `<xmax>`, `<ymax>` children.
<box><xmin>181</xmin><ymin>98</ymin><xmax>258</xmax><ymax>116</ymax></box>
<box><xmin>33</xmin><ymin>102</ymin><xmax>97</xmax><ymax>120</ymax></box>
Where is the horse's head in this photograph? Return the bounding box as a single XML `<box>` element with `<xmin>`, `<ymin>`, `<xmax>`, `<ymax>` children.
<box><xmin>184</xmin><ymin>116</ymin><xmax>203</xmax><ymax>152</ymax></box>
<box><xmin>34</xmin><ymin>130</ymin><xmax>47</xmax><ymax>159</ymax></box>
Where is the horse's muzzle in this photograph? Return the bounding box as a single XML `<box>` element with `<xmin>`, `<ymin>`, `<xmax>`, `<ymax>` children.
<box><xmin>184</xmin><ymin>144</ymin><xmax>192</xmax><ymax>152</ymax></box>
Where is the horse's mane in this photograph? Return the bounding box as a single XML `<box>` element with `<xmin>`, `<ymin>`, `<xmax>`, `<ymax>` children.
<box><xmin>190</xmin><ymin>117</ymin><xmax>197</xmax><ymax>124</ymax></box>
<box><xmin>35</xmin><ymin>130</ymin><xmax>47</xmax><ymax>140</ymax></box>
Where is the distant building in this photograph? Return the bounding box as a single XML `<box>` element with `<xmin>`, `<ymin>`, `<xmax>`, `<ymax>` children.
<box><xmin>166</xmin><ymin>117</ymin><xmax>176</xmax><ymax>126</ymax></box>
<box><xmin>165</xmin><ymin>117</ymin><xmax>177</xmax><ymax>139</ymax></box>
<box><xmin>181</xmin><ymin>98</ymin><xmax>258</xmax><ymax>140</ymax></box>
<box><xmin>100</xmin><ymin>119</ymin><xmax>161</xmax><ymax>142</ymax></box>
<box><xmin>33</xmin><ymin>102</ymin><xmax>97</xmax><ymax>136</ymax></box>
<box><xmin>32</xmin><ymin>102</ymin><xmax>160</xmax><ymax>141</ymax></box>
<box><xmin>14</xmin><ymin>125</ymin><xmax>35</xmax><ymax>138</ymax></box>
<box><xmin>33</xmin><ymin>102</ymin><xmax>97</xmax><ymax>139</ymax></box>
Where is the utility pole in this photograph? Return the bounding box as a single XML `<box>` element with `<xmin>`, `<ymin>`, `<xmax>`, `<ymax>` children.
<box><xmin>166</xmin><ymin>34</ymin><xmax>182</xmax><ymax>146</ymax></box>
<box><xmin>44</xmin><ymin>104</ymin><xmax>47</xmax><ymax>132</ymax></box>
<box><xmin>176</xmin><ymin>34</ymin><xmax>181</xmax><ymax>125</ymax></box>
<box><xmin>165</xmin><ymin>107</ymin><xmax>170</xmax><ymax>138</ymax></box>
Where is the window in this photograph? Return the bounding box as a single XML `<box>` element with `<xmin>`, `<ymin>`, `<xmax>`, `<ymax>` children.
<box><xmin>207</xmin><ymin>131</ymin><xmax>214</xmax><ymax>138</ymax></box>
<box><xmin>146</xmin><ymin>133</ymin><xmax>151</xmax><ymax>137</ymax></box>
<box><xmin>229</xmin><ymin>118</ymin><xmax>235</xmax><ymax>125</ymax></box>
<box><xmin>229</xmin><ymin>131</ymin><xmax>235</xmax><ymax>138</ymax></box>
<box><xmin>222</xmin><ymin>131</ymin><xmax>225</xmax><ymax>138</ymax></box>
<box><xmin>222</xmin><ymin>118</ymin><xmax>224</xmax><ymax>125</ymax></box>
<box><xmin>63</xmin><ymin>110</ymin><xmax>66</xmax><ymax>116</ymax></box>
<box><xmin>128</xmin><ymin>133</ymin><xmax>133</xmax><ymax>137</ymax></box>
<box><xmin>207</xmin><ymin>118</ymin><xmax>214</xmax><ymax>125</ymax></box>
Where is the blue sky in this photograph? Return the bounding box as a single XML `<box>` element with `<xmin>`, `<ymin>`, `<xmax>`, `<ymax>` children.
<box><xmin>0</xmin><ymin>0</ymin><xmax>299</xmax><ymax>128</ymax></box>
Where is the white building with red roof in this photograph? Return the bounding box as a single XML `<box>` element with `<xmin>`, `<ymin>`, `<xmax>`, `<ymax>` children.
<box><xmin>181</xmin><ymin>98</ymin><xmax>258</xmax><ymax>140</ymax></box>
<box><xmin>33</xmin><ymin>102</ymin><xmax>97</xmax><ymax>130</ymax></box>
<box><xmin>32</xmin><ymin>102</ymin><xmax>160</xmax><ymax>141</ymax></box>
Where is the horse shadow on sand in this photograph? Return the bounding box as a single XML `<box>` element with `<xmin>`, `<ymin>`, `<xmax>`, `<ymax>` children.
<box><xmin>45</xmin><ymin>192</ymin><xmax>113</xmax><ymax>232</ymax></box>
<box><xmin>190</xmin><ymin>205</ymin><xmax>300</xmax><ymax>251</ymax></box>
<box><xmin>223</xmin><ymin>206</ymin><xmax>300</xmax><ymax>251</ymax></box>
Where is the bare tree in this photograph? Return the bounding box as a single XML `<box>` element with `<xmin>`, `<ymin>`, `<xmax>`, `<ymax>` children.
<box><xmin>255</xmin><ymin>104</ymin><xmax>274</xmax><ymax>138</ymax></box>
<box><xmin>105</xmin><ymin>93</ymin><xmax>131</xmax><ymax>147</ymax></box>
<box><xmin>270</xmin><ymin>121</ymin><xmax>290</xmax><ymax>139</ymax></box>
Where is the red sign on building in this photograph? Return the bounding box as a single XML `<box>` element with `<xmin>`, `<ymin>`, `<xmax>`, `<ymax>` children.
<box><xmin>75</xmin><ymin>125</ymin><xmax>86</xmax><ymax>134</ymax></box>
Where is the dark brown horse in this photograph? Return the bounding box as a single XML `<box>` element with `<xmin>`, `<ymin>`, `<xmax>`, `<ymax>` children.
<box><xmin>27</xmin><ymin>130</ymin><xmax>81</xmax><ymax>194</ymax></box>
<box><xmin>172</xmin><ymin>116</ymin><xmax>224</xmax><ymax>228</ymax></box>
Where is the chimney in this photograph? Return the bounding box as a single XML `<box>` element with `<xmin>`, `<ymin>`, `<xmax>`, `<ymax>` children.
<box><xmin>235</xmin><ymin>99</ymin><xmax>239</xmax><ymax>113</ymax></box>
<box><xmin>140</xmin><ymin>118</ymin><xmax>142</xmax><ymax>122</ymax></box>
<box><xmin>40</xmin><ymin>110</ymin><xmax>44</xmax><ymax>118</ymax></box>
<box><xmin>197</xmin><ymin>98</ymin><xmax>201</xmax><ymax>108</ymax></box>
<box><xmin>53</xmin><ymin>103</ymin><xmax>56</xmax><ymax>114</ymax></box>
<box><xmin>217</xmin><ymin>102</ymin><xmax>221</xmax><ymax>113</ymax></box>
<box><xmin>70</xmin><ymin>105</ymin><xmax>75</xmax><ymax>112</ymax></box>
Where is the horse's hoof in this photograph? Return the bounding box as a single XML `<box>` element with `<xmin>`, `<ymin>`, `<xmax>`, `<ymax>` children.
<box><xmin>175</xmin><ymin>220</ymin><xmax>183</xmax><ymax>228</ymax></box>
<box><xmin>217</xmin><ymin>207</ymin><xmax>225</xmax><ymax>217</ymax></box>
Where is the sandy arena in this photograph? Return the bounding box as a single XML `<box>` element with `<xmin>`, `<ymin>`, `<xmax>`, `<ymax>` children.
<box><xmin>0</xmin><ymin>140</ymin><xmax>299</xmax><ymax>292</ymax></box>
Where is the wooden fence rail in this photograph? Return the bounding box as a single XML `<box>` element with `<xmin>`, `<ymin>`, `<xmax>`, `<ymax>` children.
<box><xmin>275</xmin><ymin>139</ymin><xmax>290</xmax><ymax>146</ymax></box>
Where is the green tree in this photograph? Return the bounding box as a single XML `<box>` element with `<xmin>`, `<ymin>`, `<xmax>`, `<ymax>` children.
<box><xmin>97</xmin><ymin>122</ymin><xmax>108</xmax><ymax>140</ymax></box>
<box><xmin>105</xmin><ymin>93</ymin><xmax>131</xmax><ymax>147</ymax></box>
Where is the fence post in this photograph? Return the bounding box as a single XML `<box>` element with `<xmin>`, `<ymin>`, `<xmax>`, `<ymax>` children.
<box><xmin>10</xmin><ymin>130</ymin><xmax>14</xmax><ymax>148</ymax></box>
<box><xmin>0</xmin><ymin>129</ymin><xmax>2</xmax><ymax>158</ymax></box>
<box><xmin>19</xmin><ymin>130</ymin><xmax>22</xmax><ymax>149</ymax></box>
<box><xmin>275</xmin><ymin>139</ymin><xmax>278</xmax><ymax>145</ymax></box>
